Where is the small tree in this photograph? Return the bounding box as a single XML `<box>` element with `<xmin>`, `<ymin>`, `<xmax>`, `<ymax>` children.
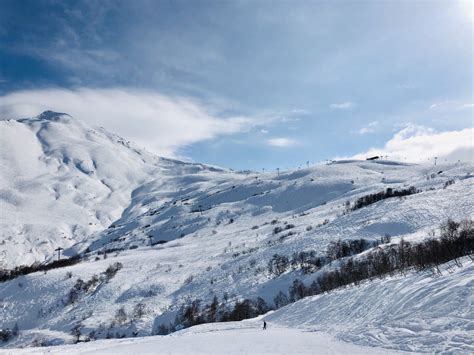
<box><xmin>71</xmin><ymin>324</ymin><xmax>81</xmax><ymax>343</ymax></box>
<box><xmin>255</xmin><ymin>297</ymin><xmax>269</xmax><ymax>315</ymax></box>
<box><xmin>132</xmin><ymin>303</ymin><xmax>146</xmax><ymax>321</ymax></box>
<box><xmin>230</xmin><ymin>299</ymin><xmax>254</xmax><ymax>321</ymax></box>
<box><xmin>67</xmin><ymin>278</ymin><xmax>84</xmax><ymax>304</ymax></box>
<box><xmin>289</xmin><ymin>279</ymin><xmax>307</xmax><ymax>302</ymax></box>
<box><xmin>115</xmin><ymin>307</ymin><xmax>127</xmax><ymax>326</ymax></box>
<box><xmin>207</xmin><ymin>296</ymin><xmax>219</xmax><ymax>323</ymax></box>
<box><xmin>105</xmin><ymin>262</ymin><xmax>123</xmax><ymax>280</ymax></box>
<box><xmin>273</xmin><ymin>291</ymin><xmax>289</xmax><ymax>309</ymax></box>
<box><xmin>12</xmin><ymin>323</ymin><xmax>19</xmax><ymax>337</ymax></box>
<box><xmin>267</xmin><ymin>254</ymin><xmax>289</xmax><ymax>276</ymax></box>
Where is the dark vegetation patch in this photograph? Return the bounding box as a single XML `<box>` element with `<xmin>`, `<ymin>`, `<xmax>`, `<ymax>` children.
<box><xmin>349</xmin><ymin>186</ymin><xmax>420</xmax><ymax>211</ymax></box>
<box><xmin>0</xmin><ymin>256</ymin><xmax>81</xmax><ymax>283</ymax></box>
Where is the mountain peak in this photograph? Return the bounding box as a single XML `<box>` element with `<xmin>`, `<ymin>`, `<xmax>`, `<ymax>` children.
<box><xmin>36</xmin><ymin>110</ymin><xmax>71</xmax><ymax>121</ymax></box>
<box><xmin>14</xmin><ymin>110</ymin><xmax>72</xmax><ymax>124</ymax></box>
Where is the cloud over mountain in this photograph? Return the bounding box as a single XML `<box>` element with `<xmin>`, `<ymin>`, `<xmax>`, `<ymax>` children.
<box><xmin>351</xmin><ymin>124</ymin><xmax>473</xmax><ymax>163</ymax></box>
<box><xmin>0</xmin><ymin>88</ymin><xmax>269</xmax><ymax>157</ymax></box>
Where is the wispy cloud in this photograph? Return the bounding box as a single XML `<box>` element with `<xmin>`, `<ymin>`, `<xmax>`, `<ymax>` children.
<box><xmin>429</xmin><ymin>101</ymin><xmax>453</xmax><ymax>110</ymax></box>
<box><xmin>350</xmin><ymin>124</ymin><xmax>473</xmax><ymax>163</ymax></box>
<box><xmin>290</xmin><ymin>109</ymin><xmax>310</xmax><ymax>115</ymax></box>
<box><xmin>358</xmin><ymin>121</ymin><xmax>379</xmax><ymax>135</ymax></box>
<box><xmin>0</xmin><ymin>88</ymin><xmax>275</xmax><ymax>158</ymax></box>
<box><xmin>330</xmin><ymin>101</ymin><xmax>356</xmax><ymax>110</ymax></box>
<box><xmin>429</xmin><ymin>101</ymin><xmax>473</xmax><ymax>111</ymax></box>
<box><xmin>267</xmin><ymin>137</ymin><xmax>297</xmax><ymax>147</ymax></box>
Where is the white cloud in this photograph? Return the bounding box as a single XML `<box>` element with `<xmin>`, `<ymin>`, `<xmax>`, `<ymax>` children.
<box><xmin>267</xmin><ymin>137</ymin><xmax>297</xmax><ymax>147</ymax></box>
<box><xmin>429</xmin><ymin>101</ymin><xmax>453</xmax><ymax>110</ymax></box>
<box><xmin>290</xmin><ymin>108</ymin><xmax>309</xmax><ymax>115</ymax></box>
<box><xmin>330</xmin><ymin>101</ymin><xmax>356</xmax><ymax>110</ymax></box>
<box><xmin>429</xmin><ymin>101</ymin><xmax>473</xmax><ymax>111</ymax></box>
<box><xmin>350</xmin><ymin>124</ymin><xmax>474</xmax><ymax>163</ymax></box>
<box><xmin>358</xmin><ymin>121</ymin><xmax>379</xmax><ymax>135</ymax></box>
<box><xmin>260</xmin><ymin>129</ymin><xmax>269</xmax><ymax>134</ymax></box>
<box><xmin>0</xmin><ymin>88</ymin><xmax>272</xmax><ymax>157</ymax></box>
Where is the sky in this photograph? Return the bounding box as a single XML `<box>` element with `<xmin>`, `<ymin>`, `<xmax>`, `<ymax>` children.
<box><xmin>0</xmin><ymin>0</ymin><xmax>472</xmax><ymax>170</ymax></box>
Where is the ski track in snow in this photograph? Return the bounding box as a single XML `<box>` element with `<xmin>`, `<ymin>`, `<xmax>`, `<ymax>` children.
<box><xmin>265</xmin><ymin>258</ymin><xmax>474</xmax><ymax>354</ymax></box>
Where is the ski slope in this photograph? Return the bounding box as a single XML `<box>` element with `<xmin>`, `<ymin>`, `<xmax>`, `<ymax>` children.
<box><xmin>265</xmin><ymin>257</ymin><xmax>474</xmax><ymax>354</ymax></box>
<box><xmin>0</xmin><ymin>111</ymin><xmax>473</xmax><ymax>353</ymax></box>
<box><xmin>2</xmin><ymin>260</ymin><xmax>472</xmax><ymax>354</ymax></box>
<box><xmin>0</xmin><ymin>319</ymin><xmax>403</xmax><ymax>355</ymax></box>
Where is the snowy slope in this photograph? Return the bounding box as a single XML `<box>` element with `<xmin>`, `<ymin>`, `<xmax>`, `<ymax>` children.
<box><xmin>0</xmin><ymin>318</ymin><xmax>404</xmax><ymax>355</ymax></box>
<box><xmin>89</xmin><ymin>158</ymin><xmax>473</xmax><ymax>258</ymax></box>
<box><xmin>0</xmin><ymin>111</ymin><xmax>223</xmax><ymax>268</ymax></box>
<box><xmin>0</xmin><ymin>111</ymin><xmax>473</xmax><ymax>353</ymax></box>
<box><xmin>2</xmin><ymin>260</ymin><xmax>472</xmax><ymax>354</ymax></box>
<box><xmin>265</xmin><ymin>257</ymin><xmax>474</xmax><ymax>354</ymax></box>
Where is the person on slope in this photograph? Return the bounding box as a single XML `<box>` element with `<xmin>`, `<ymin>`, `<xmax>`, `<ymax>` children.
<box><xmin>263</xmin><ymin>321</ymin><xmax>267</xmax><ymax>330</ymax></box>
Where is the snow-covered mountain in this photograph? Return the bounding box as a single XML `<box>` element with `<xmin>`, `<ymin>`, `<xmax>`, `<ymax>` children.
<box><xmin>0</xmin><ymin>112</ymin><xmax>472</xmax><ymax>353</ymax></box>
<box><xmin>0</xmin><ymin>111</ymin><xmax>222</xmax><ymax>268</ymax></box>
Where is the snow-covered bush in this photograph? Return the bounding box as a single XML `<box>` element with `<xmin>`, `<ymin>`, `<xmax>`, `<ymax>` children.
<box><xmin>267</xmin><ymin>254</ymin><xmax>290</xmax><ymax>276</ymax></box>
<box><xmin>114</xmin><ymin>307</ymin><xmax>128</xmax><ymax>326</ymax></box>
<box><xmin>132</xmin><ymin>303</ymin><xmax>146</xmax><ymax>320</ymax></box>
<box><xmin>105</xmin><ymin>262</ymin><xmax>123</xmax><ymax>280</ymax></box>
<box><xmin>183</xmin><ymin>274</ymin><xmax>194</xmax><ymax>285</ymax></box>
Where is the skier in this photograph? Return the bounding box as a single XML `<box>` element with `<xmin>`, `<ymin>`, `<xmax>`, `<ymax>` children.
<box><xmin>263</xmin><ymin>321</ymin><xmax>267</xmax><ymax>330</ymax></box>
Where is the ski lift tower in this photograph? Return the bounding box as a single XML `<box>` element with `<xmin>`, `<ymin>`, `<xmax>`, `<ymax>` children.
<box><xmin>54</xmin><ymin>247</ymin><xmax>64</xmax><ymax>261</ymax></box>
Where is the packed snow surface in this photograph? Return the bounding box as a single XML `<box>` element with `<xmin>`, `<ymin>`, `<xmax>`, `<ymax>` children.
<box><xmin>0</xmin><ymin>318</ymin><xmax>403</xmax><ymax>355</ymax></box>
<box><xmin>0</xmin><ymin>112</ymin><xmax>473</xmax><ymax>353</ymax></box>
<box><xmin>266</xmin><ymin>257</ymin><xmax>474</xmax><ymax>354</ymax></box>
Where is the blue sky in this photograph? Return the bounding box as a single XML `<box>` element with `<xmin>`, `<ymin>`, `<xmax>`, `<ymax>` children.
<box><xmin>0</xmin><ymin>0</ymin><xmax>472</xmax><ymax>169</ymax></box>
